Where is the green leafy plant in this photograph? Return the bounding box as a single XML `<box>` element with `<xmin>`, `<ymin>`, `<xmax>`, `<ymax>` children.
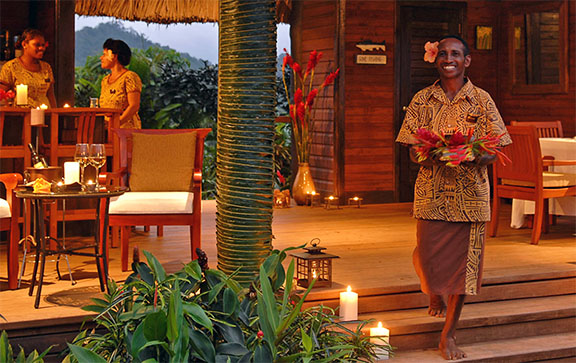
<box><xmin>0</xmin><ymin>331</ymin><xmax>52</xmax><ymax>363</ymax></box>
<box><xmin>65</xmin><ymin>248</ymin><xmax>391</xmax><ymax>362</ymax></box>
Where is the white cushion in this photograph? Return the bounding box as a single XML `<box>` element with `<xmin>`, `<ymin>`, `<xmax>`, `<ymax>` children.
<box><xmin>109</xmin><ymin>192</ymin><xmax>194</xmax><ymax>214</ymax></box>
<box><xmin>503</xmin><ymin>172</ymin><xmax>576</xmax><ymax>188</ymax></box>
<box><xmin>0</xmin><ymin>198</ymin><xmax>10</xmax><ymax>218</ymax></box>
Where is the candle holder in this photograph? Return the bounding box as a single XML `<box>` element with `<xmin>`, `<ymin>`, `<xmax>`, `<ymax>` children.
<box><xmin>305</xmin><ymin>191</ymin><xmax>321</xmax><ymax>207</ymax></box>
<box><xmin>84</xmin><ymin>180</ymin><xmax>97</xmax><ymax>192</ymax></box>
<box><xmin>273</xmin><ymin>189</ymin><xmax>290</xmax><ymax>208</ymax></box>
<box><xmin>348</xmin><ymin>196</ymin><xmax>363</xmax><ymax>208</ymax></box>
<box><xmin>324</xmin><ymin>196</ymin><xmax>340</xmax><ymax>210</ymax></box>
<box><xmin>290</xmin><ymin>238</ymin><xmax>339</xmax><ymax>288</ymax></box>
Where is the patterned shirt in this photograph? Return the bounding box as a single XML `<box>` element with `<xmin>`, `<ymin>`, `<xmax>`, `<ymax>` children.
<box><xmin>0</xmin><ymin>58</ymin><xmax>54</xmax><ymax>108</ymax></box>
<box><xmin>99</xmin><ymin>70</ymin><xmax>142</xmax><ymax>129</ymax></box>
<box><xmin>396</xmin><ymin>79</ymin><xmax>511</xmax><ymax>222</ymax></box>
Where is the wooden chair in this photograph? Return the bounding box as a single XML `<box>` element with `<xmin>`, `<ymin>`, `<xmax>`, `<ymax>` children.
<box><xmin>106</xmin><ymin>128</ymin><xmax>211</xmax><ymax>271</ymax></box>
<box><xmin>509</xmin><ymin>120</ymin><xmax>563</xmax><ymax>138</ymax></box>
<box><xmin>489</xmin><ymin>125</ymin><xmax>576</xmax><ymax>244</ymax></box>
<box><xmin>0</xmin><ymin>173</ymin><xmax>23</xmax><ymax>289</ymax></box>
<box><xmin>42</xmin><ymin>108</ymin><xmax>121</xmax><ymax>239</ymax></box>
<box><xmin>0</xmin><ymin>107</ymin><xmax>32</xmax><ymax>167</ymax></box>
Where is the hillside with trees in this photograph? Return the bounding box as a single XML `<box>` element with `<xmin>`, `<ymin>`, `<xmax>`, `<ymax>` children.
<box><xmin>75</xmin><ymin>22</ymin><xmax>208</xmax><ymax>68</ymax></box>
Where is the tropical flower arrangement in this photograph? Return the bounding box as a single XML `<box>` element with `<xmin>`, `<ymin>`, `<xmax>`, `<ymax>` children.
<box><xmin>413</xmin><ymin>128</ymin><xmax>511</xmax><ymax>167</ymax></box>
<box><xmin>282</xmin><ymin>49</ymin><xmax>339</xmax><ymax>163</ymax></box>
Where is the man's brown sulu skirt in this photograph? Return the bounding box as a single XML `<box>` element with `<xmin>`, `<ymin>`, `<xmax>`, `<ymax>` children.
<box><xmin>414</xmin><ymin>219</ymin><xmax>486</xmax><ymax>296</ymax></box>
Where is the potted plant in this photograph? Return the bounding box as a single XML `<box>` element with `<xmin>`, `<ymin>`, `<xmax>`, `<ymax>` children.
<box><xmin>282</xmin><ymin>50</ymin><xmax>339</xmax><ymax>205</ymax></box>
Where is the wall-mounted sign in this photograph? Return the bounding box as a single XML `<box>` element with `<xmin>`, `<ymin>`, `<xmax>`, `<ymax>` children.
<box><xmin>356</xmin><ymin>54</ymin><xmax>387</xmax><ymax>65</ymax></box>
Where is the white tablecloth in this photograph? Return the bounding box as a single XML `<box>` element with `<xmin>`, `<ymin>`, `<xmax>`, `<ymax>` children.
<box><xmin>510</xmin><ymin>138</ymin><xmax>576</xmax><ymax>228</ymax></box>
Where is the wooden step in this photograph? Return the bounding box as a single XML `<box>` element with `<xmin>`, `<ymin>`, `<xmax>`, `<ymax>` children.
<box><xmin>303</xmin><ymin>273</ymin><xmax>576</xmax><ymax>314</ymax></box>
<box><xmin>388</xmin><ymin>332</ymin><xmax>576</xmax><ymax>362</ymax></box>
<box><xmin>356</xmin><ymin>294</ymin><xmax>576</xmax><ymax>351</ymax></box>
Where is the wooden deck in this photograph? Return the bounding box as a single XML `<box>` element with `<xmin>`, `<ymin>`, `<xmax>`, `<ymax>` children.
<box><xmin>0</xmin><ymin>200</ymin><xmax>574</xmax><ymax>331</ymax></box>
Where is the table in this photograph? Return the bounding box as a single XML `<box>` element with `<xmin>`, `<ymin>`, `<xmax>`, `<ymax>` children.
<box><xmin>510</xmin><ymin>138</ymin><xmax>576</xmax><ymax>228</ymax></box>
<box><xmin>14</xmin><ymin>187</ymin><xmax>125</xmax><ymax>308</ymax></box>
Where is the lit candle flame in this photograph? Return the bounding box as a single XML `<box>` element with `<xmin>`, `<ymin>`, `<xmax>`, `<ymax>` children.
<box><xmin>377</xmin><ymin>322</ymin><xmax>383</xmax><ymax>329</ymax></box>
<box><xmin>329</xmin><ymin>196</ymin><xmax>334</xmax><ymax>200</ymax></box>
<box><xmin>353</xmin><ymin>196</ymin><xmax>359</xmax><ymax>201</ymax></box>
<box><xmin>39</xmin><ymin>104</ymin><xmax>48</xmax><ymax>110</ymax></box>
<box><xmin>347</xmin><ymin>285</ymin><xmax>351</xmax><ymax>293</ymax></box>
<box><xmin>311</xmin><ymin>191</ymin><xmax>316</xmax><ymax>195</ymax></box>
<box><xmin>312</xmin><ymin>270</ymin><xmax>317</xmax><ymax>278</ymax></box>
<box><xmin>87</xmin><ymin>180</ymin><xmax>94</xmax><ymax>185</ymax></box>
<box><xmin>63</xmin><ymin>103</ymin><xmax>70</xmax><ymax>108</ymax></box>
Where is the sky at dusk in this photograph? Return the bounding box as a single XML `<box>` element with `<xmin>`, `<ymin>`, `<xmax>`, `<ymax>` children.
<box><xmin>75</xmin><ymin>15</ymin><xmax>291</xmax><ymax>64</ymax></box>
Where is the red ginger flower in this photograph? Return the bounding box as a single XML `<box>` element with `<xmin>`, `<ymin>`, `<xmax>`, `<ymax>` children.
<box><xmin>305</xmin><ymin>50</ymin><xmax>323</xmax><ymax>76</ymax></box>
<box><xmin>292</xmin><ymin>62</ymin><xmax>303</xmax><ymax>78</ymax></box>
<box><xmin>294</xmin><ymin>88</ymin><xmax>303</xmax><ymax>105</ymax></box>
<box><xmin>322</xmin><ymin>68</ymin><xmax>340</xmax><ymax>87</ymax></box>
<box><xmin>257</xmin><ymin>330</ymin><xmax>264</xmax><ymax>339</ymax></box>
<box><xmin>306</xmin><ymin>88</ymin><xmax>319</xmax><ymax>107</ymax></box>
<box><xmin>297</xmin><ymin>101</ymin><xmax>306</xmax><ymax>121</ymax></box>
<box><xmin>447</xmin><ymin>131</ymin><xmax>466</xmax><ymax>146</ymax></box>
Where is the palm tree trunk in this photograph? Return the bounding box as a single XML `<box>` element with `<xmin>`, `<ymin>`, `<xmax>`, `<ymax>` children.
<box><xmin>217</xmin><ymin>0</ymin><xmax>276</xmax><ymax>284</ymax></box>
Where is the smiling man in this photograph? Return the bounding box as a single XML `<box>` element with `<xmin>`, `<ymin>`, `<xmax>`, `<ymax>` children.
<box><xmin>396</xmin><ymin>35</ymin><xmax>511</xmax><ymax>360</ymax></box>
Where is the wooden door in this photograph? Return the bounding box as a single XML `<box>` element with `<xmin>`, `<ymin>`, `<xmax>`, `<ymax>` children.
<box><xmin>395</xmin><ymin>2</ymin><xmax>465</xmax><ymax>202</ymax></box>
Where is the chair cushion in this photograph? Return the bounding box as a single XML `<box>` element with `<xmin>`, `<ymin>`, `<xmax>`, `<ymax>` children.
<box><xmin>0</xmin><ymin>198</ymin><xmax>10</xmax><ymax>218</ymax></box>
<box><xmin>130</xmin><ymin>132</ymin><xmax>197</xmax><ymax>192</ymax></box>
<box><xmin>502</xmin><ymin>172</ymin><xmax>576</xmax><ymax>188</ymax></box>
<box><xmin>109</xmin><ymin>192</ymin><xmax>194</xmax><ymax>214</ymax></box>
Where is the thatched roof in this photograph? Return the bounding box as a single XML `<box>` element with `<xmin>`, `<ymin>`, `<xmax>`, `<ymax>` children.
<box><xmin>75</xmin><ymin>0</ymin><xmax>292</xmax><ymax>24</ymax></box>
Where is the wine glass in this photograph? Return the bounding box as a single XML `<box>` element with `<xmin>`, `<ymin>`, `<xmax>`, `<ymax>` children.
<box><xmin>74</xmin><ymin>143</ymin><xmax>89</xmax><ymax>185</ymax></box>
<box><xmin>89</xmin><ymin>144</ymin><xmax>106</xmax><ymax>190</ymax></box>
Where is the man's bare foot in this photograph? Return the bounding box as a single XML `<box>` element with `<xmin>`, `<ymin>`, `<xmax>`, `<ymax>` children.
<box><xmin>428</xmin><ymin>294</ymin><xmax>446</xmax><ymax>317</ymax></box>
<box><xmin>439</xmin><ymin>336</ymin><xmax>467</xmax><ymax>360</ymax></box>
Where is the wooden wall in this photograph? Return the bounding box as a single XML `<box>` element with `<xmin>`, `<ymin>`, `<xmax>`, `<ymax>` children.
<box><xmin>343</xmin><ymin>0</ymin><xmax>396</xmax><ymax>201</ymax></box>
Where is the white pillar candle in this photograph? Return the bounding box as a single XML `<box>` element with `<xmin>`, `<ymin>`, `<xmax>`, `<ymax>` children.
<box><xmin>339</xmin><ymin>286</ymin><xmax>358</xmax><ymax>321</ymax></box>
<box><xmin>370</xmin><ymin>322</ymin><xmax>390</xmax><ymax>360</ymax></box>
<box><xmin>16</xmin><ymin>84</ymin><xmax>28</xmax><ymax>105</ymax></box>
<box><xmin>64</xmin><ymin>162</ymin><xmax>80</xmax><ymax>184</ymax></box>
<box><xmin>30</xmin><ymin>107</ymin><xmax>45</xmax><ymax>126</ymax></box>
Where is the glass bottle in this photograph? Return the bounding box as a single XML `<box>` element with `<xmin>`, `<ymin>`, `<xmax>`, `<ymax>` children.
<box><xmin>28</xmin><ymin>143</ymin><xmax>48</xmax><ymax>168</ymax></box>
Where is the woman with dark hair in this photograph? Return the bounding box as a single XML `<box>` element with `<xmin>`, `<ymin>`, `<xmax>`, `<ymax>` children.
<box><xmin>99</xmin><ymin>38</ymin><xmax>142</xmax><ymax>128</ymax></box>
<box><xmin>0</xmin><ymin>28</ymin><xmax>56</xmax><ymax>107</ymax></box>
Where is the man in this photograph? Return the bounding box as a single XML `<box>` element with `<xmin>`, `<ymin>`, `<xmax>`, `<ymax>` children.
<box><xmin>396</xmin><ymin>35</ymin><xmax>511</xmax><ymax>360</ymax></box>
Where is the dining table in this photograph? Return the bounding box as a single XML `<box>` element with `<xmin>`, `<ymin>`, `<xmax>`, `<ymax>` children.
<box><xmin>14</xmin><ymin>186</ymin><xmax>125</xmax><ymax>308</ymax></box>
<box><xmin>510</xmin><ymin>137</ymin><xmax>576</xmax><ymax>228</ymax></box>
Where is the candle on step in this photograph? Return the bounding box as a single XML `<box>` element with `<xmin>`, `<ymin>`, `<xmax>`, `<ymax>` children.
<box><xmin>339</xmin><ymin>285</ymin><xmax>358</xmax><ymax>321</ymax></box>
<box><xmin>370</xmin><ymin>321</ymin><xmax>390</xmax><ymax>360</ymax></box>
<box><xmin>64</xmin><ymin>162</ymin><xmax>80</xmax><ymax>184</ymax></box>
<box><xmin>16</xmin><ymin>84</ymin><xmax>28</xmax><ymax>105</ymax></box>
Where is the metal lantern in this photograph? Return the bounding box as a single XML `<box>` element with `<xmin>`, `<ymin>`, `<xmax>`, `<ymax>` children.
<box><xmin>291</xmin><ymin>239</ymin><xmax>339</xmax><ymax>288</ymax></box>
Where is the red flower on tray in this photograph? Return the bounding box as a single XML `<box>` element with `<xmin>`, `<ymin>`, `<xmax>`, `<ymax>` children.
<box><xmin>413</xmin><ymin>128</ymin><xmax>511</xmax><ymax>167</ymax></box>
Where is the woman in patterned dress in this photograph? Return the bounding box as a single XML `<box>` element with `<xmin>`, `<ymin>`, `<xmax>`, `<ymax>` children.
<box><xmin>0</xmin><ymin>29</ymin><xmax>56</xmax><ymax>108</ymax></box>
<box><xmin>99</xmin><ymin>39</ymin><xmax>142</xmax><ymax>129</ymax></box>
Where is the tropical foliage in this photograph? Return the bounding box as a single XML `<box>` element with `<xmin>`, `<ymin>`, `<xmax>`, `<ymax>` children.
<box><xmin>75</xmin><ymin>45</ymin><xmax>290</xmax><ymax>199</ymax></box>
<box><xmin>63</xmin><ymin>248</ymin><xmax>390</xmax><ymax>362</ymax></box>
<box><xmin>0</xmin><ymin>331</ymin><xmax>51</xmax><ymax>363</ymax></box>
